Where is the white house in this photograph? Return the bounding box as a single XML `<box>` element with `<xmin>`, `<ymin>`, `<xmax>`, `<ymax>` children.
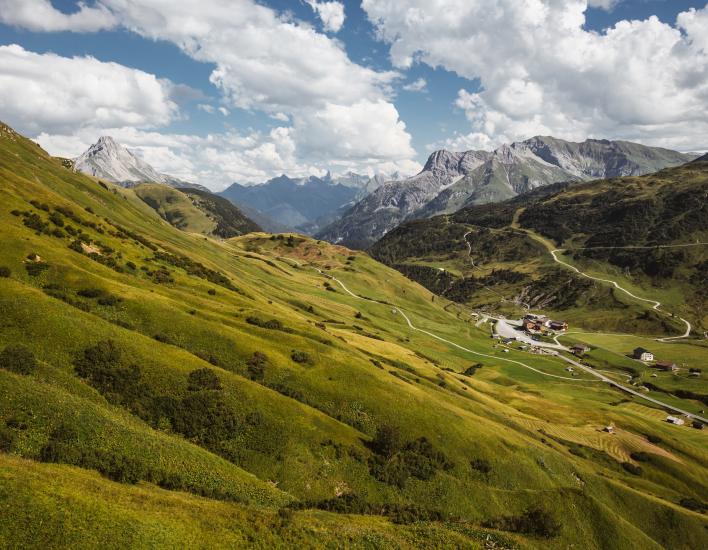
<box><xmin>633</xmin><ymin>347</ymin><xmax>654</xmax><ymax>361</ymax></box>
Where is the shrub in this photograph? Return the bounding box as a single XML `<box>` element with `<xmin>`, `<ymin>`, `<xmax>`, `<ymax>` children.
<box><xmin>291</xmin><ymin>350</ymin><xmax>313</xmax><ymax>365</ymax></box>
<box><xmin>208</xmin><ymin>288</ymin><xmax>217</xmax><ymax>295</ymax></box>
<box><xmin>483</xmin><ymin>507</ymin><xmax>561</xmax><ymax>538</ymax></box>
<box><xmin>25</xmin><ymin>262</ymin><xmax>49</xmax><ymax>277</ymax></box>
<box><xmin>49</xmin><ymin>211</ymin><xmax>64</xmax><ymax>227</ymax></box>
<box><xmin>126</xmin><ymin>261</ymin><xmax>136</xmax><ymax>270</ymax></box>
<box><xmin>470</xmin><ymin>457</ymin><xmax>492</xmax><ymax>474</ymax></box>
<box><xmin>367</xmin><ymin>426</ymin><xmax>453</xmax><ymax>488</ymax></box>
<box><xmin>0</xmin><ymin>345</ymin><xmax>38</xmax><ymax>375</ymax></box>
<box><xmin>370</xmin><ymin>424</ymin><xmax>402</xmax><ymax>457</ymax></box>
<box><xmin>188</xmin><ymin>368</ymin><xmax>222</xmax><ymax>391</ymax></box>
<box><xmin>0</xmin><ymin>266</ymin><xmax>10</xmax><ymax>278</ymax></box>
<box><xmin>679</xmin><ymin>497</ymin><xmax>707</xmax><ymax>512</ymax></box>
<box><xmin>646</xmin><ymin>434</ymin><xmax>662</xmax><ymax>444</ymax></box>
<box><xmin>247</xmin><ymin>352</ymin><xmax>268</xmax><ymax>381</ymax></box>
<box><xmin>40</xmin><ymin>423</ymin><xmax>82</xmax><ymax>464</ymax></box>
<box><xmin>0</xmin><ymin>425</ymin><xmax>14</xmax><ymax>451</ymax></box>
<box><xmin>77</xmin><ymin>288</ymin><xmax>104</xmax><ymax>298</ymax></box>
<box><xmin>629</xmin><ymin>451</ymin><xmax>651</xmax><ymax>462</ymax></box>
<box><xmin>621</xmin><ymin>462</ymin><xmax>642</xmax><ymax>476</ymax></box>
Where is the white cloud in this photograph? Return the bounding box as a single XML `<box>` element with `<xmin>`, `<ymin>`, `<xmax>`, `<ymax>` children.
<box><xmin>218</xmin><ymin>107</ymin><xmax>230</xmax><ymax>117</ymax></box>
<box><xmin>587</xmin><ymin>0</ymin><xmax>620</xmax><ymax>11</ymax></box>
<box><xmin>0</xmin><ymin>44</ymin><xmax>178</xmax><ymax>136</ymax></box>
<box><xmin>402</xmin><ymin>77</ymin><xmax>427</xmax><ymax>92</ymax></box>
<box><xmin>0</xmin><ymin>0</ymin><xmax>116</xmax><ymax>32</ymax></box>
<box><xmin>197</xmin><ymin>104</ymin><xmax>215</xmax><ymax>114</ymax></box>
<box><xmin>363</xmin><ymin>0</ymin><xmax>708</xmax><ymax>151</ymax></box>
<box><xmin>305</xmin><ymin>1</ymin><xmax>345</xmax><ymax>33</ymax></box>
<box><xmin>0</xmin><ymin>0</ymin><xmax>416</xmax><ymax>181</ymax></box>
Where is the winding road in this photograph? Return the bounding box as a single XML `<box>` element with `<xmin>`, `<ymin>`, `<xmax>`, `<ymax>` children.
<box><xmin>549</xmin><ymin>248</ymin><xmax>692</xmax><ymax>341</ymax></box>
<box><xmin>277</xmin><ymin>255</ymin><xmax>706</xmax><ymax>423</ymax></box>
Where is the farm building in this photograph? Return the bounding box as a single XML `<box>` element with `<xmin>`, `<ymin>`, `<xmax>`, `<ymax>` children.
<box><xmin>548</xmin><ymin>320</ymin><xmax>568</xmax><ymax>331</ymax></box>
<box><xmin>633</xmin><ymin>347</ymin><xmax>654</xmax><ymax>361</ymax></box>
<box><xmin>570</xmin><ymin>344</ymin><xmax>589</xmax><ymax>357</ymax></box>
<box><xmin>654</xmin><ymin>360</ymin><xmax>678</xmax><ymax>372</ymax></box>
<box><xmin>666</xmin><ymin>415</ymin><xmax>685</xmax><ymax>426</ymax></box>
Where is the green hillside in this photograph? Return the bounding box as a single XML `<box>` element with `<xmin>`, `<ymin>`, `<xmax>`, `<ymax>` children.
<box><xmin>1</xmin><ymin>122</ymin><xmax>707</xmax><ymax>549</ymax></box>
<box><xmin>134</xmin><ymin>183</ymin><xmax>260</xmax><ymax>238</ymax></box>
<box><xmin>372</xmin><ymin>163</ymin><xmax>708</xmax><ymax>335</ymax></box>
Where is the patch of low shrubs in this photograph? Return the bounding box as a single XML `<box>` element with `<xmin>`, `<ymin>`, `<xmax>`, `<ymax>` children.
<box><xmin>0</xmin><ymin>266</ymin><xmax>10</xmax><ymax>278</ymax></box>
<box><xmin>367</xmin><ymin>424</ymin><xmax>453</xmax><ymax>488</ymax></box>
<box><xmin>289</xmin><ymin>493</ymin><xmax>447</xmax><ymax>525</ymax></box>
<box><xmin>247</xmin><ymin>352</ymin><xmax>268</xmax><ymax>381</ymax></box>
<box><xmin>246</xmin><ymin>316</ymin><xmax>291</xmax><ymax>332</ymax></box>
<box><xmin>629</xmin><ymin>451</ymin><xmax>651</xmax><ymax>463</ymax></box>
<box><xmin>621</xmin><ymin>462</ymin><xmax>642</xmax><ymax>476</ymax></box>
<box><xmin>25</xmin><ymin>261</ymin><xmax>49</xmax><ymax>277</ymax></box>
<box><xmin>483</xmin><ymin>506</ymin><xmax>561</xmax><ymax>538</ymax></box>
<box><xmin>290</xmin><ymin>350</ymin><xmax>313</xmax><ymax>365</ymax></box>
<box><xmin>470</xmin><ymin>457</ymin><xmax>492</xmax><ymax>475</ymax></box>
<box><xmin>73</xmin><ymin>340</ymin><xmax>239</xmax><ymax>462</ymax></box>
<box><xmin>679</xmin><ymin>497</ymin><xmax>707</xmax><ymax>513</ymax></box>
<box><xmin>187</xmin><ymin>368</ymin><xmax>222</xmax><ymax>391</ymax></box>
<box><xmin>0</xmin><ymin>344</ymin><xmax>38</xmax><ymax>375</ymax></box>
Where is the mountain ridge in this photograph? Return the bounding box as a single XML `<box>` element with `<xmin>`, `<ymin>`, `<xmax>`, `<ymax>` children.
<box><xmin>318</xmin><ymin>137</ymin><xmax>696</xmax><ymax>249</ymax></box>
<box><xmin>73</xmin><ymin>136</ymin><xmax>209</xmax><ymax>192</ymax></box>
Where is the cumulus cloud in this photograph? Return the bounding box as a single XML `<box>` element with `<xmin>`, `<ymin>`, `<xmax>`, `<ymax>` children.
<box><xmin>0</xmin><ymin>0</ymin><xmax>116</xmax><ymax>32</ymax></box>
<box><xmin>0</xmin><ymin>0</ymin><xmax>416</xmax><ymax>183</ymax></box>
<box><xmin>363</xmin><ymin>0</ymin><xmax>708</xmax><ymax>151</ymax></box>
<box><xmin>305</xmin><ymin>1</ymin><xmax>345</xmax><ymax>33</ymax></box>
<box><xmin>587</xmin><ymin>0</ymin><xmax>620</xmax><ymax>11</ymax></box>
<box><xmin>0</xmin><ymin>44</ymin><xmax>178</xmax><ymax>136</ymax></box>
<box><xmin>402</xmin><ymin>78</ymin><xmax>427</xmax><ymax>92</ymax></box>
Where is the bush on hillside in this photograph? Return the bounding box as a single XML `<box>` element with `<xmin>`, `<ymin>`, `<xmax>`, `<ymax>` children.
<box><xmin>367</xmin><ymin>425</ymin><xmax>453</xmax><ymax>488</ymax></box>
<box><xmin>629</xmin><ymin>452</ymin><xmax>651</xmax><ymax>463</ymax></box>
<box><xmin>187</xmin><ymin>368</ymin><xmax>222</xmax><ymax>391</ymax></box>
<box><xmin>621</xmin><ymin>462</ymin><xmax>642</xmax><ymax>476</ymax></box>
<box><xmin>470</xmin><ymin>457</ymin><xmax>492</xmax><ymax>474</ymax></box>
<box><xmin>370</xmin><ymin>424</ymin><xmax>403</xmax><ymax>457</ymax></box>
<box><xmin>679</xmin><ymin>497</ymin><xmax>707</xmax><ymax>513</ymax></box>
<box><xmin>291</xmin><ymin>350</ymin><xmax>313</xmax><ymax>365</ymax></box>
<box><xmin>0</xmin><ymin>345</ymin><xmax>38</xmax><ymax>375</ymax></box>
<box><xmin>25</xmin><ymin>262</ymin><xmax>50</xmax><ymax>277</ymax></box>
<box><xmin>247</xmin><ymin>352</ymin><xmax>268</xmax><ymax>381</ymax></box>
<box><xmin>0</xmin><ymin>266</ymin><xmax>10</xmax><ymax>277</ymax></box>
<box><xmin>483</xmin><ymin>507</ymin><xmax>561</xmax><ymax>538</ymax></box>
<box><xmin>290</xmin><ymin>493</ymin><xmax>447</xmax><ymax>524</ymax></box>
<box><xmin>0</xmin><ymin>425</ymin><xmax>14</xmax><ymax>451</ymax></box>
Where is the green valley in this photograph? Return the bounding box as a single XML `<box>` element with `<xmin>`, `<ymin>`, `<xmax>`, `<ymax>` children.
<box><xmin>1</xmin><ymin>122</ymin><xmax>707</xmax><ymax>549</ymax></box>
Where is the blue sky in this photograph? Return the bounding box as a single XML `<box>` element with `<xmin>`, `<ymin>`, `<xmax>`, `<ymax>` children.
<box><xmin>0</xmin><ymin>1</ymin><xmax>706</xmax><ymax>188</ymax></box>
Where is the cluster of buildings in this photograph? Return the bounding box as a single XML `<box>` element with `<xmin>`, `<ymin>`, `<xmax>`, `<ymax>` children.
<box><xmin>633</xmin><ymin>348</ymin><xmax>683</xmax><ymax>372</ymax></box>
<box><xmin>522</xmin><ymin>314</ymin><xmax>568</xmax><ymax>334</ymax></box>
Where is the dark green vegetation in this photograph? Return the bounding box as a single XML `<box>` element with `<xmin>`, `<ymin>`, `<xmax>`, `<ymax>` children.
<box><xmin>0</xmin><ymin>122</ymin><xmax>707</xmax><ymax>548</ymax></box>
<box><xmin>135</xmin><ymin>183</ymin><xmax>260</xmax><ymax>238</ymax></box>
<box><xmin>371</xmin><ymin>162</ymin><xmax>708</xmax><ymax>334</ymax></box>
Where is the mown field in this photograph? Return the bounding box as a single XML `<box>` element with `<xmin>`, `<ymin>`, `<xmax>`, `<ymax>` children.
<box><xmin>0</xmin><ymin>122</ymin><xmax>707</xmax><ymax>549</ymax></box>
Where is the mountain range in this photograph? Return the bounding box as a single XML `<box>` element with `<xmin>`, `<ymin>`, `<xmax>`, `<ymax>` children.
<box><xmin>219</xmin><ymin>171</ymin><xmax>394</xmax><ymax>234</ymax></box>
<box><xmin>318</xmin><ymin>137</ymin><xmax>697</xmax><ymax>249</ymax></box>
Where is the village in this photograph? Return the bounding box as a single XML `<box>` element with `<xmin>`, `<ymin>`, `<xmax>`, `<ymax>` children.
<box><xmin>485</xmin><ymin>313</ymin><xmax>705</xmax><ymax>430</ymax></box>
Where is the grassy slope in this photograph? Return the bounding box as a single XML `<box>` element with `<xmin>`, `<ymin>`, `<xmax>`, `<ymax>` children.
<box><xmin>0</xmin><ymin>123</ymin><xmax>707</xmax><ymax>548</ymax></box>
<box><xmin>372</xmin><ymin>163</ymin><xmax>708</xmax><ymax>335</ymax></box>
<box><xmin>134</xmin><ymin>183</ymin><xmax>217</xmax><ymax>235</ymax></box>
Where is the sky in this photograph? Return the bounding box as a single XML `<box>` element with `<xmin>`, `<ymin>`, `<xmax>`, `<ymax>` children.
<box><xmin>0</xmin><ymin>0</ymin><xmax>707</xmax><ymax>190</ymax></box>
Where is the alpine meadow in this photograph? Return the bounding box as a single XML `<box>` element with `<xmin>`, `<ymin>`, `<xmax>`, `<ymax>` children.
<box><xmin>0</xmin><ymin>1</ymin><xmax>707</xmax><ymax>549</ymax></box>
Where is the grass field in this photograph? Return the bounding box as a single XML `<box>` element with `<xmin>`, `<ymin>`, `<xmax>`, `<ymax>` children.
<box><xmin>1</xmin><ymin>122</ymin><xmax>707</xmax><ymax>549</ymax></box>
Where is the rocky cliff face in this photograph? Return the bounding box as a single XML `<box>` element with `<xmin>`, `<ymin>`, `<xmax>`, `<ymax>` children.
<box><xmin>74</xmin><ymin>137</ymin><xmax>208</xmax><ymax>191</ymax></box>
<box><xmin>318</xmin><ymin>137</ymin><xmax>696</xmax><ymax>249</ymax></box>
